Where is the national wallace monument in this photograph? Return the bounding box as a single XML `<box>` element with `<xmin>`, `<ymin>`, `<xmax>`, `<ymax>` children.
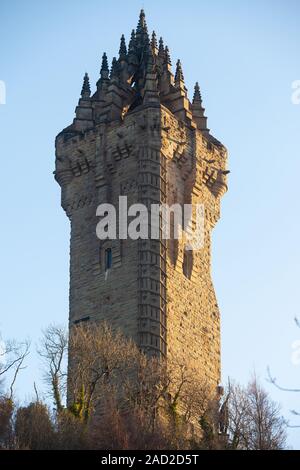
<box><xmin>55</xmin><ymin>10</ymin><xmax>228</xmax><ymax>397</ymax></box>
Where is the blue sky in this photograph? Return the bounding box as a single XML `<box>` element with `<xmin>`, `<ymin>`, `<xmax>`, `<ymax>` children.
<box><xmin>0</xmin><ymin>0</ymin><xmax>300</xmax><ymax>448</ymax></box>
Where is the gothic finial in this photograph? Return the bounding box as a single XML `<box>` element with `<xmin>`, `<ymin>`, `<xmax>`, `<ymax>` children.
<box><xmin>81</xmin><ymin>72</ymin><xmax>91</xmax><ymax>98</ymax></box>
<box><xmin>151</xmin><ymin>31</ymin><xmax>158</xmax><ymax>50</ymax></box>
<box><xmin>136</xmin><ymin>8</ymin><xmax>149</xmax><ymax>48</ymax></box>
<box><xmin>128</xmin><ymin>29</ymin><xmax>136</xmax><ymax>52</ymax></box>
<box><xmin>110</xmin><ymin>57</ymin><xmax>119</xmax><ymax>80</ymax></box>
<box><xmin>193</xmin><ymin>82</ymin><xmax>202</xmax><ymax>103</ymax></box>
<box><xmin>165</xmin><ymin>46</ymin><xmax>172</xmax><ymax>65</ymax></box>
<box><xmin>158</xmin><ymin>37</ymin><xmax>165</xmax><ymax>58</ymax></box>
<box><xmin>119</xmin><ymin>34</ymin><xmax>127</xmax><ymax>60</ymax></box>
<box><xmin>192</xmin><ymin>81</ymin><xmax>208</xmax><ymax>131</ymax></box>
<box><xmin>137</xmin><ymin>9</ymin><xmax>147</xmax><ymax>32</ymax></box>
<box><xmin>175</xmin><ymin>59</ymin><xmax>184</xmax><ymax>83</ymax></box>
<box><xmin>138</xmin><ymin>8</ymin><xmax>146</xmax><ymax>27</ymax></box>
<box><xmin>75</xmin><ymin>72</ymin><xmax>93</xmax><ymax>127</ymax></box>
<box><xmin>100</xmin><ymin>52</ymin><xmax>109</xmax><ymax>79</ymax></box>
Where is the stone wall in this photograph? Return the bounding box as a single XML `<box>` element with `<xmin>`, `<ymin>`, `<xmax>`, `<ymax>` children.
<box><xmin>55</xmin><ymin>102</ymin><xmax>227</xmax><ymax>393</ymax></box>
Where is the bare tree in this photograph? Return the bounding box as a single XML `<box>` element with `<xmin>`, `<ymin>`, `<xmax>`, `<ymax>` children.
<box><xmin>0</xmin><ymin>323</ymin><xmax>219</xmax><ymax>449</ymax></box>
<box><xmin>65</xmin><ymin>322</ymin><xmax>218</xmax><ymax>449</ymax></box>
<box><xmin>0</xmin><ymin>396</ymin><xmax>14</xmax><ymax>449</ymax></box>
<box><xmin>0</xmin><ymin>333</ymin><xmax>30</xmax><ymax>450</ymax></box>
<box><xmin>36</xmin><ymin>323</ymin><xmax>287</xmax><ymax>450</ymax></box>
<box><xmin>4</xmin><ymin>322</ymin><xmax>287</xmax><ymax>450</ymax></box>
<box><xmin>226</xmin><ymin>377</ymin><xmax>287</xmax><ymax>449</ymax></box>
<box><xmin>38</xmin><ymin>324</ymin><xmax>68</xmax><ymax>412</ymax></box>
<box><xmin>0</xmin><ymin>335</ymin><xmax>30</xmax><ymax>398</ymax></box>
<box><xmin>15</xmin><ymin>402</ymin><xmax>55</xmax><ymax>449</ymax></box>
<box><xmin>68</xmin><ymin>322</ymin><xmax>138</xmax><ymax>422</ymax></box>
<box><xmin>120</xmin><ymin>350</ymin><xmax>219</xmax><ymax>449</ymax></box>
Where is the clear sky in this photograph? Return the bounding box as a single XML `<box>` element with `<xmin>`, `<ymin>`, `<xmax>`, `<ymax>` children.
<box><xmin>0</xmin><ymin>0</ymin><xmax>300</xmax><ymax>448</ymax></box>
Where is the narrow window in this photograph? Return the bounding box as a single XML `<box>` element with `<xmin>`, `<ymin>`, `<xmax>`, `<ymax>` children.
<box><xmin>183</xmin><ymin>248</ymin><xmax>193</xmax><ymax>279</ymax></box>
<box><xmin>105</xmin><ymin>248</ymin><xmax>112</xmax><ymax>271</ymax></box>
<box><xmin>74</xmin><ymin>316</ymin><xmax>90</xmax><ymax>325</ymax></box>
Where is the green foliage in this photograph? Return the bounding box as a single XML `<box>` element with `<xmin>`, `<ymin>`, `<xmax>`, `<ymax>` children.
<box><xmin>199</xmin><ymin>414</ymin><xmax>215</xmax><ymax>449</ymax></box>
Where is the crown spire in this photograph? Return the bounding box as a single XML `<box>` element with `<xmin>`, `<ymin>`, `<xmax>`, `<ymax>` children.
<box><xmin>119</xmin><ymin>34</ymin><xmax>127</xmax><ymax>60</ymax></box>
<box><xmin>137</xmin><ymin>9</ymin><xmax>147</xmax><ymax>33</ymax></box>
<box><xmin>81</xmin><ymin>72</ymin><xmax>91</xmax><ymax>98</ymax></box>
<box><xmin>136</xmin><ymin>9</ymin><xmax>149</xmax><ymax>51</ymax></box>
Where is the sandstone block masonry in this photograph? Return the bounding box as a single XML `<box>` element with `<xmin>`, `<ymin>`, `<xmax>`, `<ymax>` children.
<box><xmin>55</xmin><ymin>10</ymin><xmax>228</xmax><ymax>394</ymax></box>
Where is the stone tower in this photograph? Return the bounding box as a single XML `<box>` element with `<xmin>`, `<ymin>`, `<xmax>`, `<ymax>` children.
<box><xmin>55</xmin><ymin>11</ymin><xmax>228</xmax><ymax>392</ymax></box>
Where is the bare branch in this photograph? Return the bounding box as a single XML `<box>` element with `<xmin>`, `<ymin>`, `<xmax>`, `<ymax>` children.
<box><xmin>37</xmin><ymin>324</ymin><xmax>68</xmax><ymax>412</ymax></box>
<box><xmin>0</xmin><ymin>336</ymin><xmax>30</xmax><ymax>399</ymax></box>
<box><xmin>267</xmin><ymin>367</ymin><xmax>300</xmax><ymax>393</ymax></box>
<box><xmin>33</xmin><ymin>382</ymin><xmax>40</xmax><ymax>403</ymax></box>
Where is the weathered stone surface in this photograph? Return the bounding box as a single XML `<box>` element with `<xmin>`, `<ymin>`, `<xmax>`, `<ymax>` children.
<box><xmin>55</xmin><ymin>10</ymin><xmax>228</xmax><ymax>397</ymax></box>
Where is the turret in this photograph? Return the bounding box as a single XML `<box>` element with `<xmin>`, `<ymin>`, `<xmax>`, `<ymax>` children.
<box><xmin>166</xmin><ymin>59</ymin><xmax>193</xmax><ymax>124</ymax></box>
<box><xmin>191</xmin><ymin>82</ymin><xmax>209</xmax><ymax>133</ymax></box>
<box><xmin>96</xmin><ymin>52</ymin><xmax>110</xmax><ymax>92</ymax></box>
<box><xmin>174</xmin><ymin>59</ymin><xmax>185</xmax><ymax>90</ymax></box>
<box><xmin>73</xmin><ymin>73</ymin><xmax>94</xmax><ymax>131</ymax></box>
